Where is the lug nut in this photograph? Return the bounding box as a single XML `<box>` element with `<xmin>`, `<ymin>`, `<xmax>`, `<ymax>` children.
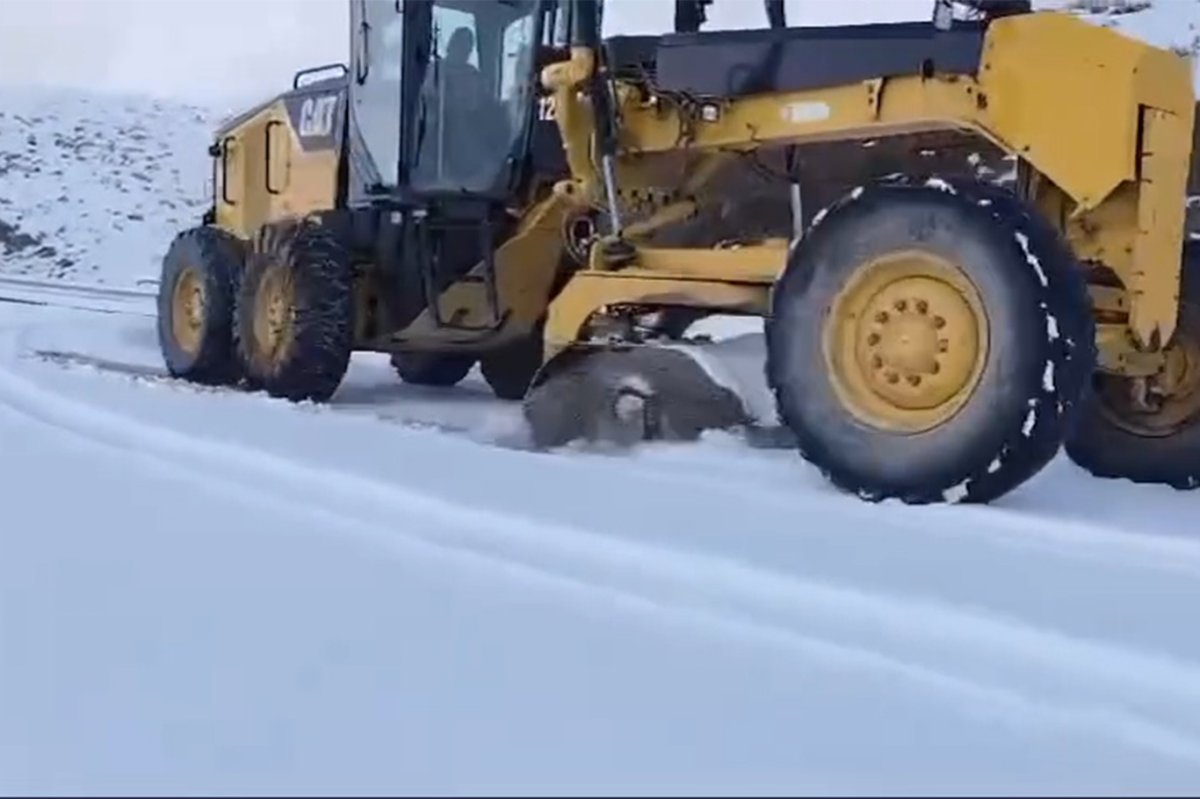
<box><xmin>886</xmin><ymin>371</ymin><xmax>900</xmax><ymax>384</ymax></box>
<box><xmin>938</xmin><ymin>339</ymin><xmax>949</xmax><ymax>353</ymax></box>
<box><xmin>867</xmin><ymin>333</ymin><xmax>880</xmax><ymax>346</ymax></box>
<box><xmin>933</xmin><ymin>316</ymin><xmax>946</xmax><ymax>329</ymax></box>
<box><xmin>916</xmin><ymin>300</ymin><xmax>928</xmax><ymax>314</ymax></box>
<box><xmin>895</xmin><ymin>299</ymin><xmax>907</xmax><ymax>312</ymax></box>
<box><xmin>907</xmin><ymin>374</ymin><xmax>921</xmax><ymax>386</ymax></box>
<box><xmin>875</xmin><ymin>311</ymin><xmax>889</xmax><ymax>323</ymax></box>
<box><xmin>871</xmin><ymin>355</ymin><xmax>883</xmax><ymax>369</ymax></box>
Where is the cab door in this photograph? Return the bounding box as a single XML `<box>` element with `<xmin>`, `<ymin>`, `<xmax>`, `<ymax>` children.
<box><xmin>350</xmin><ymin>0</ymin><xmax>406</xmax><ymax>189</ymax></box>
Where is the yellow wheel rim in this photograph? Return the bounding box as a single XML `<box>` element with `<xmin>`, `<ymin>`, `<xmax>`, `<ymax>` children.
<box><xmin>252</xmin><ymin>264</ymin><xmax>295</xmax><ymax>369</ymax></box>
<box><xmin>1096</xmin><ymin>307</ymin><xmax>1200</xmax><ymax>438</ymax></box>
<box><xmin>171</xmin><ymin>266</ymin><xmax>206</xmax><ymax>355</ymax></box>
<box><xmin>822</xmin><ymin>249</ymin><xmax>990</xmax><ymax>433</ymax></box>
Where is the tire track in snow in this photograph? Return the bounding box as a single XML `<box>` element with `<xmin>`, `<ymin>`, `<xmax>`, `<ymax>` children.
<box><xmin>0</xmin><ymin>275</ymin><xmax>155</xmax><ymax>300</ymax></box>
<box><xmin>13</xmin><ymin>291</ymin><xmax>1198</xmax><ymax>582</ymax></box>
<box><xmin>7</xmin><ymin>319</ymin><xmax>1200</xmax><ymax>710</ymax></box>
<box><xmin>0</xmin><ymin>292</ymin><xmax>152</xmax><ymax>319</ymax></box>
<box><xmin>15</xmin><ymin>308</ymin><xmax>1200</xmax><ymax>682</ymax></box>
<box><xmin>606</xmin><ymin>446</ymin><xmax>1200</xmax><ymax>579</ymax></box>
<box><xmin>23</xmin><ymin>314</ymin><xmax>1200</xmax><ymax>583</ymax></box>
<box><xmin>3</xmin><ymin>343</ymin><xmax>1200</xmax><ymax>764</ymax></box>
<box><xmin>0</xmin><ymin>276</ymin><xmax>155</xmax><ymax>319</ymax></box>
<box><xmin>33</xmin><ymin>332</ymin><xmax>1200</xmax><ymax>609</ymax></box>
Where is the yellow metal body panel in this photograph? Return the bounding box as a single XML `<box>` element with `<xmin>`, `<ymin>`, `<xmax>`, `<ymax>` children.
<box><xmin>213</xmin><ymin>99</ymin><xmax>341</xmax><ymax>240</ymax></box>
<box><xmin>615</xmin><ymin>242</ymin><xmax>788</xmax><ymax>283</ymax></box>
<box><xmin>597</xmin><ymin>13</ymin><xmax>1192</xmax><ymax>217</ymax></box>
<box><xmin>199</xmin><ymin>10</ymin><xmax>1194</xmax><ymax>373</ymax></box>
<box><xmin>1130</xmin><ymin>107</ymin><xmax>1193</xmax><ymax>347</ymax></box>
<box><xmin>386</xmin><ymin>191</ymin><xmax>574</xmax><ymax>349</ymax></box>
<box><xmin>542</xmin><ymin>10</ymin><xmax>1195</xmax><ymax>358</ymax></box>
<box><xmin>980</xmin><ymin>13</ymin><xmax>1139</xmax><ymax>210</ymax></box>
<box><xmin>544</xmin><ymin>271</ymin><xmax>769</xmax><ymax>358</ymax></box>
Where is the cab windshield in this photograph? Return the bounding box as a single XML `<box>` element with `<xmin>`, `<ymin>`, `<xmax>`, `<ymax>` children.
<box><xmin>410</xmin><ymin>0</ymin><xmax>540</xmax><ymax>194</ymax></box>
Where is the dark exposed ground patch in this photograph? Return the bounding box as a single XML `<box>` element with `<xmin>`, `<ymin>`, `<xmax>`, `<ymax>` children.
<box><xmin>0</xmin><ymin>218</ymin><xmax>43</xmax><ymax>256</ymax></box>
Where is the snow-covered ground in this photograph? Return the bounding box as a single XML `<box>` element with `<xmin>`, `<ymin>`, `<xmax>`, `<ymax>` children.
<box><xmin>4</xmin><ymin>0</ymin><xmax>1200</xmax><ymax>794</ymax></box>
<box><xmin>4</xmin><ymin>284</ymin><xmax>1200</xmax><ymax>794</ymax></box>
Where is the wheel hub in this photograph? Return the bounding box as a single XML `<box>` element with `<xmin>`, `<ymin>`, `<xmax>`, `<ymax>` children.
<box><xmin>171</xmin><ymin>266</ymin><xmax>206</xmax><ymax>355</ymax></box>
<box><xmin>858</xmin><ymin>275</ymin><xmax>979</xmax><ymax>411</ymax></box>
<box><xmin>252</xmin><ymin>265</ymin><xmax>295</xmax><ymax>366</ymax></box>
<box><xmin>824</xmin><ymin>250</ymin><xmax>989</xmax><ymax>432</ymax></box>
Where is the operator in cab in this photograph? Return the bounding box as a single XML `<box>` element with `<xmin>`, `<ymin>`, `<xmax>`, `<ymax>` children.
<box><xmin>414</xmin><ymin>24</ymin><xmax>510</xmax><ymax>192</ymax></box>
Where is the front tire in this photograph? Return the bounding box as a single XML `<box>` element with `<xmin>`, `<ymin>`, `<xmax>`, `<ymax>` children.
<box><xmin>234</xmin><ymin>218</ymin><xmax>353</xmax><ymax>403</ymax></box>
<box><xmin>156</xmin><ymin>225</ymin><xmax>244</xmax><ymax>385</ymax></box>
<box><xmin>766</xmin><ymin>177</ymin><xmax>1095</xmax><ymax>504</ymax></box>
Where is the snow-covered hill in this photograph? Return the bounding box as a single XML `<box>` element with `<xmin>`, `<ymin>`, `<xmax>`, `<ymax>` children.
<box><xmin>0</xmin><ymin>87</ymin><xmax>219</xmax><ymax>287</ymax></box>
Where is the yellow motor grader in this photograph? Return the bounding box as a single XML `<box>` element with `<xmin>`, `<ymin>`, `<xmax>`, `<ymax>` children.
<box><xmin>156</xmin><ymin>0</ymin><xmax>1200</xmax><ymax>504</ymax></box>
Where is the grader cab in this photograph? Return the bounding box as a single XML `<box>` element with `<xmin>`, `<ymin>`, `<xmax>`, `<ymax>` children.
<box><xmin>156</xmin><ymin>0</ymin><xmax>1200</xmax><ymax>504</ymax></box>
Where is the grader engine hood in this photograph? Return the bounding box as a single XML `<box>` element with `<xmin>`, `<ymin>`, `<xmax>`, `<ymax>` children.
<box><xmin>207</xmin><ymin>73</ymin><xmax>349</xmax><ymax>238</ymax></box>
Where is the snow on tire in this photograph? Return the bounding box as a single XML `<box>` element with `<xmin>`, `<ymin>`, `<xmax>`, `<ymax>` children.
<box><xmin>766</xmin><ymin>177</ymin><xmax>1096</xmax><ymax>505</ymax></box>
<box><xmin>234</xmin><ymin>217</ymin><xmax>353</xmax><ymax>403</ymax></box>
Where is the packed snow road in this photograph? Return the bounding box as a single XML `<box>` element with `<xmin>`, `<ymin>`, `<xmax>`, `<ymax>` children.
<box><xmin>2</xmin><ymin>285</ymin><xmax>1200</xmax><ymax>795</ymax></box>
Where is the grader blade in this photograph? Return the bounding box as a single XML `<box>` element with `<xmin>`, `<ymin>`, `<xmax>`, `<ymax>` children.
<box><xmin>521</xmin><ymin>339</ymin><xmax>783</xmax><ymax>451</ymax></box>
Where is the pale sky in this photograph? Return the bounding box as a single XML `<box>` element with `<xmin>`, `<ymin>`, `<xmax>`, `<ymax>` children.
<box><xmin>0</xmin><ymin>0</ymin><xmax>934</xmax><ymax>107</ymax></box>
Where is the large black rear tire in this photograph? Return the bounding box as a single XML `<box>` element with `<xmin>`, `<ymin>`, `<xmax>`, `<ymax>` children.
<box><xmin>156</xmin><ymin>225</ymin><xmax>244</xmax><ymax>386</ymax></box>
<box><xmin>766</xmin><ymin>177</ymin><xmax>1095</xmax><ymax>504</ymax></box>
<box><xmin>234</xmin><ymin>218</ymin><xmax>353</xmax><ymax>403</ymax></box>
